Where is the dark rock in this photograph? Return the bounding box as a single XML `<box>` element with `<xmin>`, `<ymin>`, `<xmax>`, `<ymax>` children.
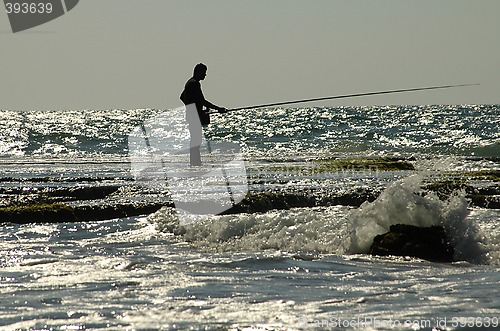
<box><xmin>52</xmin><ymin>186</ymin><xmax>121</xmax><ymax>200</ymax></box>
<box><xmin>369</xmin><ymin>224</ymin><xmax>455</xmax><ymax>262</ymax></box>
<box><xmin>425</xmin><ymin>180</ymin><xmax>500</xmax><ymax>209</ymax></box>
<box><xmin>0</xmin><ymin>201</ymin><xmax>166</xmax><ymax>224</ymax></box>
<box><xmin>0</xmin><ymin>203</ymin><xmax>77</xmax><ymax>223</ymax></box>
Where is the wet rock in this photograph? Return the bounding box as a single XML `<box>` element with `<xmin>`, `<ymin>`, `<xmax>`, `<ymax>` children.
<box><xmin>224</xmin><ymin>189</ymin><xmax>380</xmax><ymax>215</ymax></box>
<box><xmin>425</xmin><ymin>179</ymin><xmax>500</xmax><ymax>209</ymax></box>
<box><xmin>0</xmin><ymin>203</ymin><xmax>76</xmax><ymax>223</ymax></box>
<box><xmin>51</xmin><ymin>186</ymin><xmax>121</xmax><ymax>200</ymax></box>
<box><xmin>70</xmin><ymin>201</ymin><xmax>165</xmax><ymax>222</ymax></box>
<box><xmin>369</xmin><ymin>224</ymin><xmax>455</xmax><ymax>262</ymax></box>
<box><xmin>0</xmin><ymin>201</ymin><xmax>166</xmax><ymax>224</ymax></box>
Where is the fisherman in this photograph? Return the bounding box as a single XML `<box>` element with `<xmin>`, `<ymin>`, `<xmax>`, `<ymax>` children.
<box><xmin>180</xmin><ymin>63</ymin><xmax>227</xmax><ymax>166</ymax></box>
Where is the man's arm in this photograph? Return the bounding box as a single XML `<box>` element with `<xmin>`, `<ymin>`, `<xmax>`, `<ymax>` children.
<box><xmin>193</xmin><ymin>79</ymin><xmax>226</xmax><ymax>112</ymax></box>
<box><xmin>203</xmin><ymin>99</ymin><xmax>225</xmax><ymax>112</ymax></box>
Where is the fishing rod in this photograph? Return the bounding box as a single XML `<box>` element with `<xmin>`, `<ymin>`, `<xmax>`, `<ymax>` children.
<box><xmin>215</xmin><ymin>83</ymin><xmax>479</xmax><ymax>113</ymax></box>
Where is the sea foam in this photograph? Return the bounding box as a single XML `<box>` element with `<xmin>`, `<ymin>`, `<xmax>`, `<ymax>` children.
<box><xmin>149</xmin><ymin>174</ymin><xmax>492</xmax><ymax>264</ymax></box>
<box><xmin>348</xmin><ymin>174</ymin><xmax>490</xmax><ymax>264</ymax></box>
<box><xmin>149</xmin><ymin>205</ymin><xmax>351</xmax><ymax>254</ymax></box>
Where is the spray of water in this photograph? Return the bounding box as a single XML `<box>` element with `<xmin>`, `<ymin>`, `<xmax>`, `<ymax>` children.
<box><xmin>348</xmin><ymin>174</ymin><xmax>490</xmax><ymax>264</ymax></box>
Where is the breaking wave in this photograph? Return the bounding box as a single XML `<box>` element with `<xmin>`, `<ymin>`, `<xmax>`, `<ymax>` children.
<box><xmin>148</xmin><ymin>175</ymin><xmax>496</xmax><ymax>265</ymax></box>
<box><xmin>348</xmin><ymin>175</ymin><xmax>491</xmax><ymax>264</ymax></box>
<box><xmin>148</xmin><ymin>205</ymin><xmax>351</xmax><ymax>254</ymax></box>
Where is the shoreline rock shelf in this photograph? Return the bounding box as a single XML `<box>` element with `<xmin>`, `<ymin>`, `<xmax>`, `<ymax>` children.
<box><xmin>0</xmin><ymin>163</ymin><xmax>498</xmax><ymax>224</ymax></box>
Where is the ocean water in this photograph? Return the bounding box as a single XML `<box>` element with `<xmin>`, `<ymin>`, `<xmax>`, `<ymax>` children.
<box><xmin>0</xmin><ymin>105</ymin><xmax>499</xmax><ymax>330</ymax></box>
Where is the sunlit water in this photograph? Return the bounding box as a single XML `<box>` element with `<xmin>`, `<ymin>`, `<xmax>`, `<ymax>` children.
<box><xmin>0</xmin><ymin>106</ymin><xmax>499</xmax><ymax>330</ymax></box>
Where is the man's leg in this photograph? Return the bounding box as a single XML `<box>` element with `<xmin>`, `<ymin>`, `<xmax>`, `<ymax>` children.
<box><xmin>188</xmin><ymin>123</ymin><xmax>202</xmax><ymax>166</ymax></box>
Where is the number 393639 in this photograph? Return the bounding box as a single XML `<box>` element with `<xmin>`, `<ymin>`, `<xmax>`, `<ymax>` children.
<box><xmin>5</xmin><ymin>2</ymin><xmax>53</xmax><ymax>14</ymax></box>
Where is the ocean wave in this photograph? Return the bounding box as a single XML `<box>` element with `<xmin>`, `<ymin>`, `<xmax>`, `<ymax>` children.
<box><xmin>148</xmin><ymin>205</ymin><xmax>352</xmax><ymax>254</ymax></box>
<box><xmin>149</xmin><ymin>175</ymin><xmax>498</xmax><ymax>265</ymax></box>
<box><xmin>347</xmin><ymin>175</ymin><xmax>490</xmax><ymax>264</ymax></box>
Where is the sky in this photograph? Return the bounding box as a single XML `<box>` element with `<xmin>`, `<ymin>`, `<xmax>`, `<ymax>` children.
<box><xmin>1</xmin><ymin>0</ymin><xmax>499</xmax><ymax>111</ymax></box>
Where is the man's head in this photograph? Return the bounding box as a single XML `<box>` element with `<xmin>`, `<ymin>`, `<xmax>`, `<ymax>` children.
<box><xmin>193</xmin><ymin>63</ymin><xmax>207</xmax><ymax>81</ymax></box>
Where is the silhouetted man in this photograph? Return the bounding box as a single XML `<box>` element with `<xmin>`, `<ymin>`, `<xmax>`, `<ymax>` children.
<box><xmin>180</xmin><ymin>63</ymin><xmax>226</xmax><ymax>166</ymax></box>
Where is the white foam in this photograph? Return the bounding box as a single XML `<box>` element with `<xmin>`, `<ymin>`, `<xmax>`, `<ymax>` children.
<box><xmin>347</xmin><ymin>174</ymin><xmax>490</xmax><ymax>264</ymax></box>
<box><xmin>149</xmin><ymin>174</ymin><xmax>494</xmax><ymax>264</ymax></box>
<box><xmin>149</xmin><ymin>205</ymin><xmax>352</xmax><ymax>254</ymax></box>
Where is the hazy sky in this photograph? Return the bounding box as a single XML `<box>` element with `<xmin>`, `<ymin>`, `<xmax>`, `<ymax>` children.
<box><xmin>1</xmin><ymin>1</ymin><xmax>499</xmax><ymax>111</ymax></box>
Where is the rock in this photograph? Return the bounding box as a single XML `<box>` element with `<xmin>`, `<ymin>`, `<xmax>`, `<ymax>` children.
<box><xmin>369</xmin><ymin>224</ymin><xmax>455</xmax><ymax>262</ymax></box>
<box><xmin>0</xmin><ymin>203</ymin><xmax>76</xmax><ymax>223</ymax></box>
<box><xmin>0</xmin><ymin>201</ymin><xmax>166</xmax><ymax>224</ymax></box>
